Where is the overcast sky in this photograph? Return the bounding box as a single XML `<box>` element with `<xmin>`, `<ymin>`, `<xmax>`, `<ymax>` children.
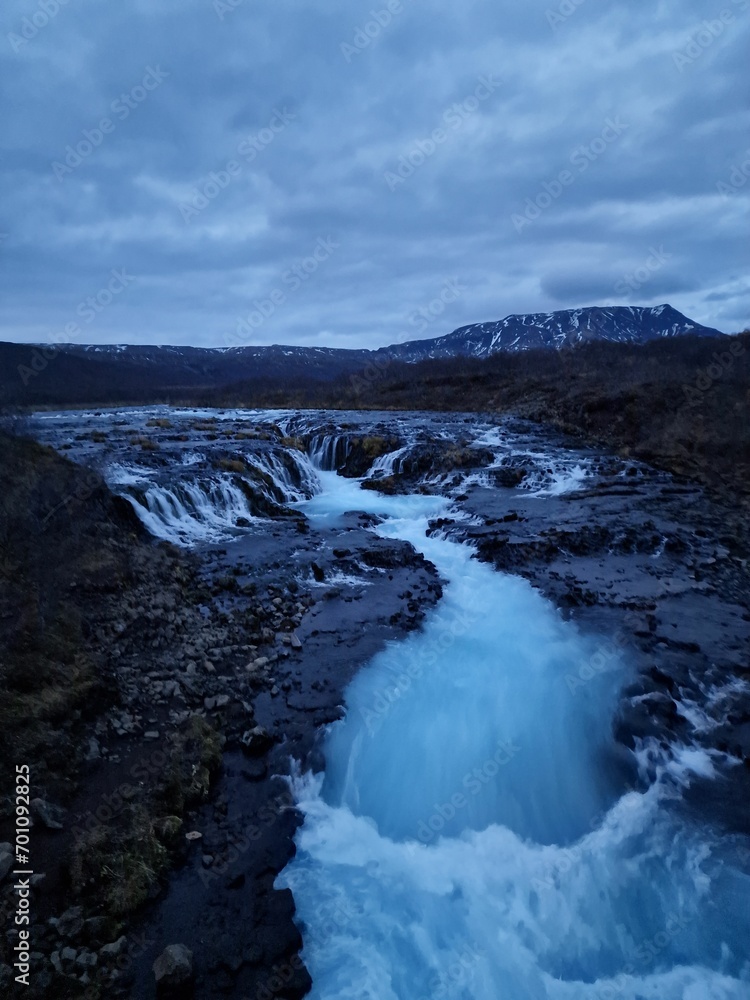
<box><xmin>2</xmin><ymin>0</ymin><xmax>748</xmax><ymax>350</ymax></box>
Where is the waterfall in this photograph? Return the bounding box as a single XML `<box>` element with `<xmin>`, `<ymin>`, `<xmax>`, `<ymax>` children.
<box><xmin>308</xmin><ymin>434</ymin><xmax>352</xmax><ymax>471</ymax></box>
<box><xmin>120</xmin><ymin>477</ymin><xmax>257</xmax><ymax>545</ymax></box>
<box><xmin>113</xmin><ymin>444</ymin><xmax>325</xmax><ymax>545</ymax></box>
<box><xmin>245</xmin><ymin>449</ymin><xmax>320</xmax><ymax>503</ymax></box>
<box><xmin>368</xmin><ymin>446</ymin><xmax>410</xmax><ymax>478</ymax></box>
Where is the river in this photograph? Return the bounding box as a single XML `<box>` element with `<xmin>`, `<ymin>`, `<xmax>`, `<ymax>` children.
<box><xmin>280</xmin><ymin>466</ymin><xmax>749</xmax><ymax>1000</ymax></box>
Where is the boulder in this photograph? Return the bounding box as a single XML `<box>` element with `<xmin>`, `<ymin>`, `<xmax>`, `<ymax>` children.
<box><xmin>490</xmin><ymin>466</ymin><xmax>528</xmax><ymax>488</ymax></box>
<box><xmin>153</xmin><ymin>816</ymin><xmax>183</xmax><ymax>844</ymax></box>
<box><xmin>56</xmin><ymin>906</ymin><xmax>84</xmax><ymax>939</ymax></box>
<box><xmin>153</xmin><ymin>944</ymin><xmax>193</xmax><ymax>990</ymax></box>
<box><xmin>0</xmin><ymin>844</ymin><xmax>12</xmax><ymax>884</ymax></box>
<box><xmin>0</xmin><ymin>854</ymin><xmax>12</xmax><ymax>884</ymax></box>
<box><xmin>240</xmin><ymin>726</ymin><xmax>274</xmax><ymax>757</ymax></box>
<box><xmin>30</xmin><ymin>798</ymin><xmax>65</xmax><ymax>830</ymax></box>
<box><xmin>99</xmin><ymin>936</ymin><xmax>128</xmax><ymax>960</ymax></box>
<box><xmin>82</xmin><ymin>915</ymin><xmax>119</xmax><ymax>946</ymax></box>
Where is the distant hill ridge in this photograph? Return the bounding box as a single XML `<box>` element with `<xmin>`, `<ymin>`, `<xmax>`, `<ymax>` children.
<box><xmin>0</xmin><ymin>303</ymin><xmax>726</xmax><ymax>406</ymax></box>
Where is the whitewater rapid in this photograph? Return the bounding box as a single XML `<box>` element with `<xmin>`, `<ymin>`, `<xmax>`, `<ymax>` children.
<box><xmin>279</xmin><ymin>470</ymin><xmax>750</xmax><ymax>999</ymax></box>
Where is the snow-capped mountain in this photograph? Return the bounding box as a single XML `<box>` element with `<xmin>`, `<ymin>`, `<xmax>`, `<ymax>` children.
<box><xmin>378</xmin><ymin>305</ymin><xmax>723</xmax><ymax>363</ymax></box>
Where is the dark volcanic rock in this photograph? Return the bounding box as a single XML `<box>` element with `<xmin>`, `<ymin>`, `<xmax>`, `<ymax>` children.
<box><xmin>240</xmin><ymin>726</ymin><xmax>275</xmax><ymax>757</ymax></box>
<box><xmin>490</xmin><ymin>466</ymin><xmax>528</xmax><ymax>488</ymax></box>
<box><xmin>153</xmin><ymin>943</ymin><xmax>194</xmax><ymax>991</ymax></box>
<box><xmin>339</xmin><ymin>435</ymin><xmax>402</xmax><ymax>477</ymax></box>
<box><xmin>399</xmin><ymin>441</ymin><xmax>495</xmax><ymax>479</ymax></box>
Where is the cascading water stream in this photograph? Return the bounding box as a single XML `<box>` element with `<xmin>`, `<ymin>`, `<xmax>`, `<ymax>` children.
<box><xmin>369</xmin><ymin>446</ymin><xmax>410</xmax><ymax>478</ymax></box>
<box><xmin>110</xmin><ymin>445</ymin><xmax>324</xmax><ymax>546</ymax></box>
<box><xmin>308</xmin><ymin>434</ymin><xmax>352</xmax><ymax>472</ymax></box>
<box><xmin>245</xmin><ymin>450</ymin><xmax>321</xmax><ymax>503</ymax></box>
<box><xmin>120</xmin><ymin>478</ymin><xmax>259</xmax><ymax>546</ymax></box>
<box><xmin>279</xmin><ymin>463</ymin><xmax>750</xmax><ymax>999</ymax></box>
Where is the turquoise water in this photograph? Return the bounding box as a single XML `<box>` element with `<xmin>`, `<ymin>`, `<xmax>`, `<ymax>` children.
<box><xmin>279</xmin><ymin>469</ymin><xmax>750</xmax><ymax>1000</ymax></box>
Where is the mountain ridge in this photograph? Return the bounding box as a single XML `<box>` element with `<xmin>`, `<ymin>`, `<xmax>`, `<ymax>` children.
<box><xmin>378</xmin><ymin>304</ymin><xmax>723</xmax><ymax>362</ymax></box>
<box><xmin>0</xmin><ymin>303</ymin><xmax>729</xmax><ymax>407</ymax></box>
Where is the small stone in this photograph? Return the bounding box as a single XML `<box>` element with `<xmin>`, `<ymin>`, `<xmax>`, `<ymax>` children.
<box><xmin>144</xmin><ymin>731</ymin><xmax>160</xmax><ymax>740</ymax></box>
<box><xmin>0</xmin><ymin>854</ymin><xmax>12</xmax><ymax>883</ymax></box>
<box><xmin>241</xmin><ymin>759</ymin><xmax>267</xmax><ymax>782</ymax></box>
<box><xmin>243</xmin><ymin>942</ymin><xmax>263</xmax><ymax>965</ymax></box>
<box><xmin>56</xmin><ymin>906</ymin><xmax>85</xmax><ymax>939</ymax></box>
<box><xmin>82</xmin><ymin>915</ymin><xmax>116</xmax><ymax>945</ymax></box>
<box><xmin>60</xmin><ymin>946</ymin><xmax>77</xmax><ymax>963</ymax></box>
<box><xmin>100</xmin><ymin>936</ymin><xmax>128</xmax><ymax>959</ymax></box>
<box><xmin>240</xmin><ymin>726</ymin><xmax>274</xmax><ymax>757</ymax></box>
<box><xmin>202</xmin><ymin>854</ymin><xmax>213</xmax><ymax>868</ymax></box>
<box><xmin>31</xmin><ymin>798</ymin><xmax>65</xmax><ymax>830</ymax></box>
<box><xmin>153</xmin><ymin>944</ymin><xmax>193</xmax><ymax>989</ymax></box>
<box><xmin>153</xmin><ymin>816</ymin><xmax>183</xmax><ymax>844</ymax></box>
<box><xmin>75</xmin><ymin>950</ymin><xmax>98</xmax><ymax>969</ymax></box>
<box><xmin>185</xmin><ymin>830</ymin><xmax>203</xmax><ymax>842</ymax></box>
<box><xmin>290</xmin><ymin>633</ymin><xmax>303</xmax><ymax>650</ymax></box>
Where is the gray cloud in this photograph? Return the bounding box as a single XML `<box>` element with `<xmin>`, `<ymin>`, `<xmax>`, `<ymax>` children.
<box><xmin>1</xmin><ymin>0</ymin><xmax>748</xmax><ymax>350</ymax></box>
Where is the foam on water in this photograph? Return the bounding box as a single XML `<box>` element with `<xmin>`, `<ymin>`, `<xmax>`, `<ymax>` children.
<box><xmin>305</xmin><ymin>569</ymin><xmax>375</xmax><ymax>589</ymax></box>
<box><xmin>532</xmin><ymin>462</ymin><xmax>589</xmax><ymax>496</ymax></box>
<box><xmin>292</xmin><ymin>470</ymin><xmax>449</xmax><ymax>525</ymax></box>
<box><xmin>106</xmin><ymin>463</ymin><xmax>156</xmax><ymax>486</ymax></box>
<box><xmin>279</xmin><ymin>464</ymin><xmax>750</xmax><ymax>1000</ymax></box>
